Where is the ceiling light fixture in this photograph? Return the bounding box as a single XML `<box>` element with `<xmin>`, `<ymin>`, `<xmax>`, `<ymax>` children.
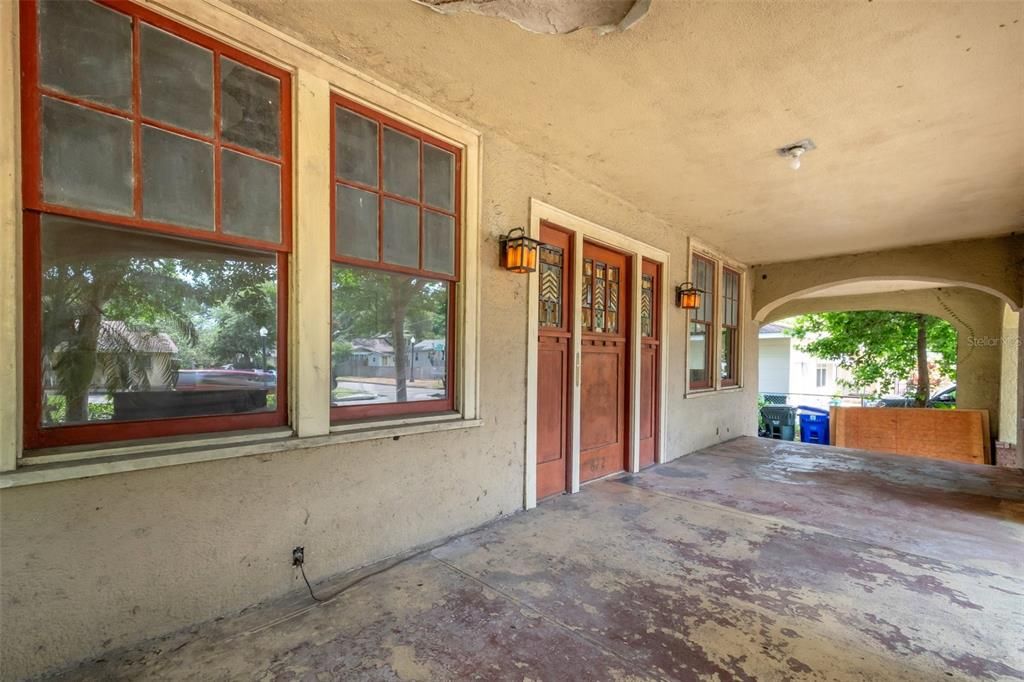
<box><xmin>776</xmin><ymin>138</ymin><xmax>816</xmax><ymax>170</ymax></box>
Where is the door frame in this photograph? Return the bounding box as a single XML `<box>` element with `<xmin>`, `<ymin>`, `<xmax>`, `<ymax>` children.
<box><xmin>525</xmin><ymin>199</ymin><xmax>670</xmax><ymax>510</ymax></box>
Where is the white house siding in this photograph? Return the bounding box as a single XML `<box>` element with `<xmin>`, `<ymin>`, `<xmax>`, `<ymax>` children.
<box><xmin>758</xmin><ymin>337</ymin><xmax>791</xmax><ymax>395</ymax></box>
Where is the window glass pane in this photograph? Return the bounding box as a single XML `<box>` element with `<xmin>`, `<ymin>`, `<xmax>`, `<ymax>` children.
<box><xmin>336</xmin><ymin>184</ymin><xmax>378</xmax><ymax>261</ymax></box>
<box><xmin>539</xmin><ymin>246</ymin><xmax>564</xmax><ymax>329</ymax></box>
<box><xmin>641</xmin><ymin>274</ymin><xmax>654</xmax><ymax>338</ymax></box>
<box><xmin>42</xmin><ymin>97</ymin><xmax>133</xmax><ymax>215</ymax></box>
<box><xmin>140</xmin><ymin>23</ymin><xmax>214</xmax><ymax>136</ymax></box>
<box><xmin>220</xmin><ymin>57</ymin><xmax>281</xmax><ymax>157</ymax></box>
<box><xmin>724</xmin><ymin>270</ymin><xmax>740</xmax><ymax>326</ymax></box>
<box><xmin>382</xmin><ymin>199</ymin><xmax>419</xmax><ymax>268</ymax></box>
<box><xmin>39</xmin><ymin>214</ymin><xmax>278</xmax><ymax>427</ymax></box>
<box><xmin>331</xmin><ymin>265</ymin><xmax>449</xmax><ymax>409</ymax></box>
<box><xmin>721</xmin><ymin>327</ymin><xmax>734</xmax><ymax>380</ymax></box>
<box><xmin>382</xmin><ymin>128</ymin><xmax>419</xmax><ymax>200</ymax></box>
<box><xmin>693</xmin><ymin>257</ymin><xmax>715</xmax><ymax>322</ymax></box>
<box><xmin>423</xmin><ymin>210</ymin><xmax>455</xmax><ymax>276</ymax></box>
<box><xmin>423</xmin><ymin>144</ymin><xmax>454</xmax><ymax>211</ymax></box>
<box><xmin>221</xmin><ymin>150</ymin><xmax>281</xmax><ymax>243</ymax></box>
<box><xmin>142</xmin><ymin>126</ymin><xmax>214</xmax><ymax>230</ymax></box>
<box><xmin>688</xmin><ymin>321</ymin><xmax>709</xmax><ymax>386</ymax></box>
<box><xmin>335</xmin><ymin>107</ymin><xmax>378</xmax><ymax>187</ymax></box>
<box><xmin>38</xmin><ymin>0</ymin><xmax>132</xmax><ymax>110</ymax></box>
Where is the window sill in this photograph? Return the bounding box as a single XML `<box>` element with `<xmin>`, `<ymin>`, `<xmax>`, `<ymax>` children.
<box><xmin>686</xmin><ymin>386</ymin><xmax>744</xmax><ymax>398</ymax></box>
<box><xmin>1</xmin><ymin>417</ymin><xmax>483</xmax><ymax>489</ymax></box>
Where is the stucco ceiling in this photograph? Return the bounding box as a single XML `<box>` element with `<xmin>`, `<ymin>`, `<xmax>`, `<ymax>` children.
<box><xmin>226</xmin><ymin>0</ymin><xmax>1024</xmax><ymax>264</ymax></box>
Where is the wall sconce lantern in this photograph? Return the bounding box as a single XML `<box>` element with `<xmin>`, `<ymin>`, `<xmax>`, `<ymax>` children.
<box><xmin>675</xmin><ymin>282</ymin><xmax>703</xmax><ymax>310</ymax></box>
<box><xmin>499</xmin><ymin>227</ymin><xmax>541</xmax><ymax>273</ymax></box>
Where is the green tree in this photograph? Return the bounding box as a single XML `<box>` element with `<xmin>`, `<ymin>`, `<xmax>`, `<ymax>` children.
<box><xmin>788</xmin><ymin>311</ymin><xmax>956</xmax><ymax>405</ymax></box>
<box><xmin>200</xmin><ymin>280</ymin><xmax>278</xmax><ymax>370</ymax></box>
<box><xmin>330</xmin><ymin>266</ymin><xmax>447</xmax><ymax>401</ymax></box>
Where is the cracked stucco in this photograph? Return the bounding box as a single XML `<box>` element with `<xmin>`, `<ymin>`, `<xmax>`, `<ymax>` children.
<box><xmin>412</xmin><ymin>0</ymin><xmax>650</xmax><ymax>35</ymax></box>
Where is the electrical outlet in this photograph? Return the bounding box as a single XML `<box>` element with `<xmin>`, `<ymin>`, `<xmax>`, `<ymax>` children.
<box><xmin>292</xmin><ymin>546</ymin><xmax>305</xmax><ymax>566</ymax></box>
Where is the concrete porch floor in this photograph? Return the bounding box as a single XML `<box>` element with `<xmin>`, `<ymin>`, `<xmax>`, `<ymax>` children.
<box><xmin>64</xmin><ymin>437</ymin><xmax>1024</xmax><ymax>681</ymax></box>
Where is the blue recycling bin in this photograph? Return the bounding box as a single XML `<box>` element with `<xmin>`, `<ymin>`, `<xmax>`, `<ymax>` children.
<box><xmin>797</xmin><ymin>406</ymin><xmax>830</xmax><ymax>445</ymax></box>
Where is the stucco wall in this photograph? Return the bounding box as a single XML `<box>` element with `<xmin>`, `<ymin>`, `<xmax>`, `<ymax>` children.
<box><xmin>0</xmin><ymin>122</ymin><xmax>756</xmax><ymax>682</ymax></box>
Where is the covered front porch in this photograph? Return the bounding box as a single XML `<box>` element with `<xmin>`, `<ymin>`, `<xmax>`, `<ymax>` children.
<box><xmin>66</xmin><ymin>437</ymin><xmax>1023</xmax><ymax>680</ymax></box>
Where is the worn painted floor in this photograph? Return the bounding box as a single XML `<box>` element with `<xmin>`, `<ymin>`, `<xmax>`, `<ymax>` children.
<box><xmin>64</xmin><ymin>437</ymin><xmax>1024</xmax><ymax>680</ymax></box>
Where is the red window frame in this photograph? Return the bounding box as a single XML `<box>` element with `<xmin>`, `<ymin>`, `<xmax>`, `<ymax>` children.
<box><xmin>688</xmin><ymin>254</ymin><xmax>716</xmax><ymax>390</ymax></box>
<box><xmin>329</xmin><ymin>95</ymin><xmax>461</xmax><ymax>422</ymax></box>
<box><xmin>721</xmin><ymin>267</ymin><xmax>740</xmax><ymax>387</ymax></box>
<box><xmin>20</xmin><ymin>0</ymin><xmax>292</xmax><ymax>449</ymax></box>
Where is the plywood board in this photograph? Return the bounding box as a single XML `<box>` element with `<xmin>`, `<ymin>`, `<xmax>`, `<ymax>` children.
<box><xmin>831</xmin><ymin>407</ymin><xmax>990</xmax><ymax>465</ymax></box>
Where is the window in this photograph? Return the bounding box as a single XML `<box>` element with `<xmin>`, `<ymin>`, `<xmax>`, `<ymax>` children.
<box><xmin>687</xmin><ymin>251</ymin><xmax>744</xmax><ymax>393</ymax></box>
<box><xmin>720</xmin><ymin>267</ymin><xmax>740</xmax><ymax>386</ymax></box>
<box><xmin>330</xmin><ymin>96</ymin><xmax>460</xmax><ymax>421</ymax></box>
<box><xmin>687</xmin><ymin>254</ymin><xmax>715</xmax><ymax>389</ymax></box>
<box><xmin>816</xmin><ymin>364</ymin><xmax>828</xmax><ymax>388</ymax></box>
<box><xmin>21</xmin><ymin>0</ymin><xmax>291</xmax><ymax>449</ymax></box>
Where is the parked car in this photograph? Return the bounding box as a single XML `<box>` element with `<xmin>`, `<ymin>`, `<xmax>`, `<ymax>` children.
<box><xmin>175</xmin><ymin>369</ymin><xmax>276</xmax><ymax>391</ymax></box>
<box><xmin>874</xmin><ymin>384</ymin><xmax>955</xmax><ymax>408</ymax></box>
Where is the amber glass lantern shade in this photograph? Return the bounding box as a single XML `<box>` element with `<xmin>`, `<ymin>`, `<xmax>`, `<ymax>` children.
<box><xmin>676</xmin><ymin>283</ymin><xmax>703</xmax><ymax>310</ymax></box>
<box><xmin>499</xmin><ymin>227</ymin><xmax>541</xmax><ymax>273</ymax></box>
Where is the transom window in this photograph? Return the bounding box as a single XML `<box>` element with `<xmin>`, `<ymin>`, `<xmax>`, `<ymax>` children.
<box><xmin>330</xmin><ymin>96</ymin><xmax>460</xmax><ymax>421</ymax></box>
<box><xmin>21</xmin><ymin>0</ymin><xmax>291</xmax><ymax>449</ymax></box>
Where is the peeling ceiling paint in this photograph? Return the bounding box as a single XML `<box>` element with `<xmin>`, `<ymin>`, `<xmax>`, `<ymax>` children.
<box><xmin>412</xmin><ymin>0</ymin><xmax>650</xmax><ymax>35</ymax></box>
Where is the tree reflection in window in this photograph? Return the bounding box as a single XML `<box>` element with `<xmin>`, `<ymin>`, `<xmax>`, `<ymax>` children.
<box><xmin>330</xmin><ymin>265</ymin><xmax>449</xmax><ymax>407</ymax></box>
<box><xmin>40</xmin><ymin>214</ymin><xmax>278</xmax><ymax>426</ymax></box>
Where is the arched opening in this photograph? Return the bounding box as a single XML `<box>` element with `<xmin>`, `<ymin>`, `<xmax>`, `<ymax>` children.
<box><xmin>754</xmin><ymin>282</ymin><xmax>1014</xmax><ymax>466</ymax></box>
<box><xmin>755</xmin><ymin>276</ymin><xmax>1019</xmax><ymax>324</ymax></box>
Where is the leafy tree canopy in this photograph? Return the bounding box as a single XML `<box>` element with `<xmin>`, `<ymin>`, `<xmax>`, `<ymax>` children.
<box><xmin>788</xmin><ymin>311</ymin><xmax>956</xmax><ymax>399</ymax></box>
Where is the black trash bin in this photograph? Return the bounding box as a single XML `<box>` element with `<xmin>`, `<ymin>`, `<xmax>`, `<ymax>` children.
<box><xmin>760</xmin><ymin>405</ymin><xmax>797</xmax><ymax>441</ymax></box>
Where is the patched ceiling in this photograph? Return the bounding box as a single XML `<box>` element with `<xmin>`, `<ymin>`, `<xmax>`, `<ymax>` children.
<box><xmin>412</xmin><ymin>0</ymin><xmax>649</xmax><ymax>35</ymax></box>
<box><xmin>225</xmin><ymin>0</ymin><xmax>1024</xmax><ymax>264</ymax></box>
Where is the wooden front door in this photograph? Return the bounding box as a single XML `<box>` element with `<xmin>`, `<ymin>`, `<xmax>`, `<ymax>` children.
<box><xmin>536</xmin><ymin>223</ymin><xmax>572</xmax><ymax>499</ymax></box>
<box><xmin>639</xmin><ymin>259</ymin><xmax>660</xmax><ymax>467</ymax></box>
<box><xmin>580</xmin><ymin>242</ymin><xmax>630</xmax><ymax>481</ymax></box>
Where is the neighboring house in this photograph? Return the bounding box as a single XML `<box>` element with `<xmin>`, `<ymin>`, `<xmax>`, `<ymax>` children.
<box><xmin>413</xmin><ymin>339</ymin><xmax>447</xmax><ymax>381</ymax></box>
<box><xmin>758</xmin><ymin>321</ymin><xmax>846</xmax><ymax>408</ymax></box>
<box><xmin>350</xmin><ymin>337</ymin><xmax>396</xmax><ymax>369</ymax></box>
<box><xmin>94</xmin><ymin>321</ymin><xmax>178</xmax><ymax>390</ymax></box>
<box><xmin>336</xmin><ymin>337</ymin><xmax>445</xmax><ymax>381</ymax></box>
<box><xmin>47</xmin><ymin>320</ymin><xmax>178</xmax><ymax>392</ymax></box>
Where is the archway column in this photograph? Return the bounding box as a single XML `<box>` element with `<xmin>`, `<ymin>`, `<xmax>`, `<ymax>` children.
<box><xmin>1018</xmin><ymin>310</ymin><xmax>1023</xmax><ymax>467</ymax></box>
